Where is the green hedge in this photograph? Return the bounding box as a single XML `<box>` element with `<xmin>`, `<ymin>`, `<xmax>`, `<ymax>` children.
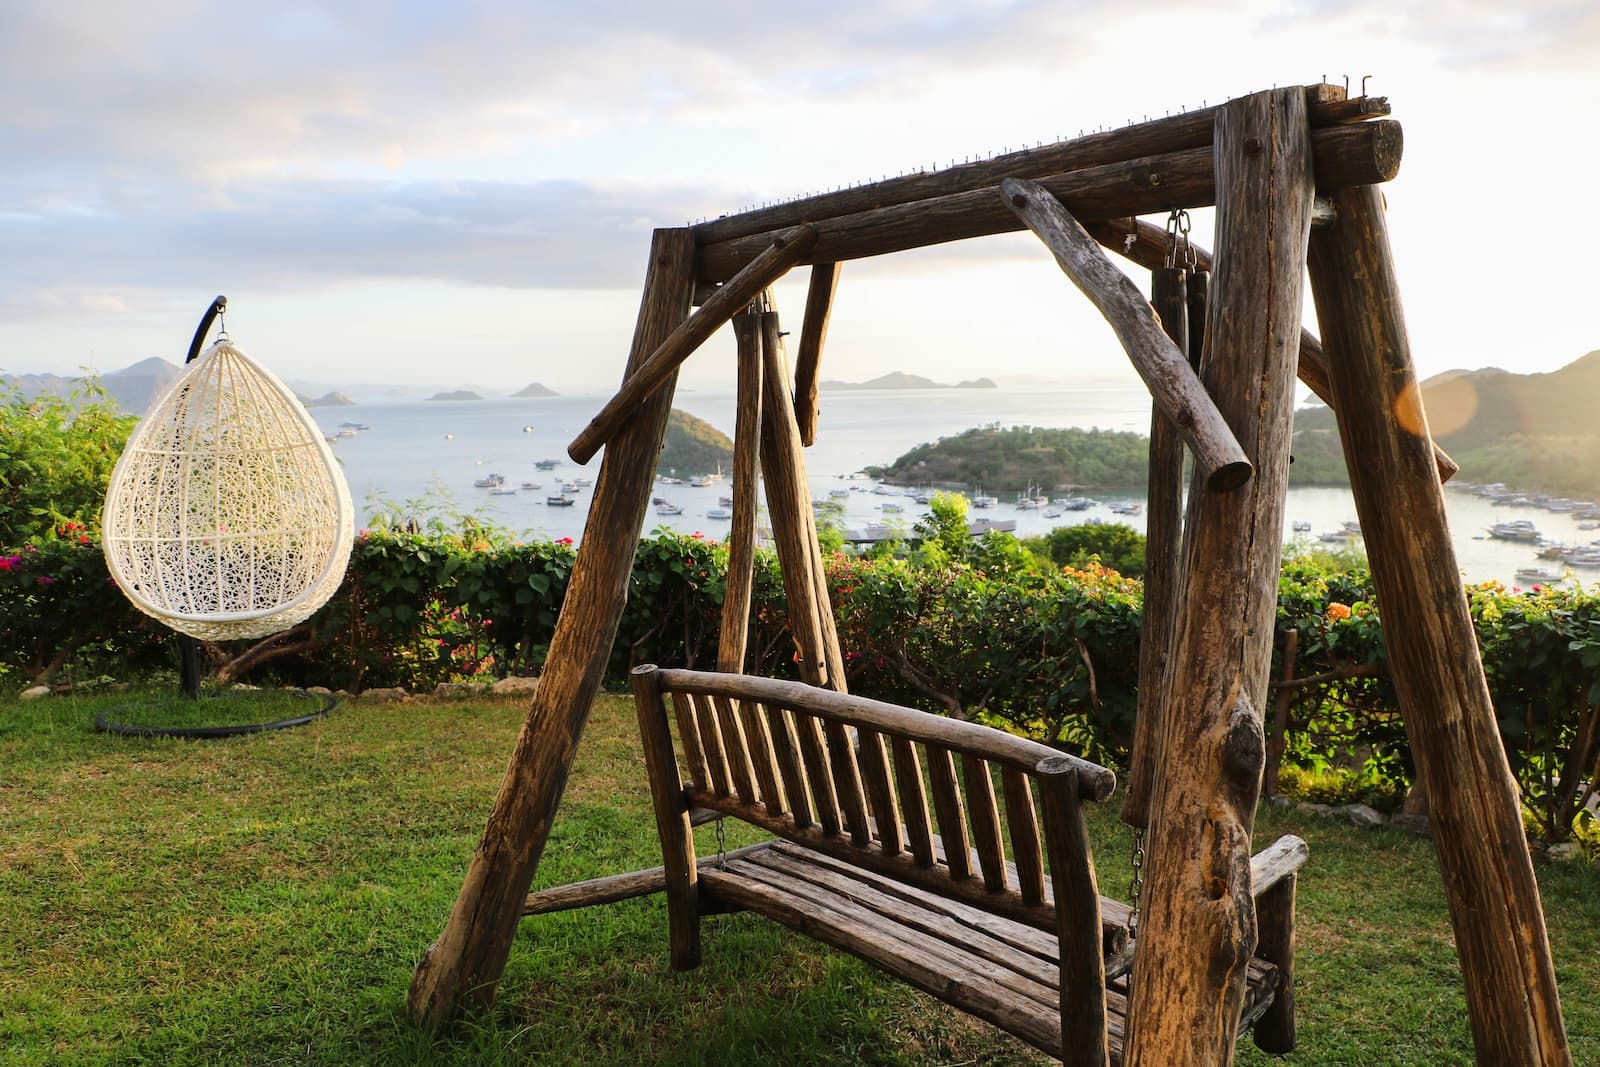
<box><xmin>5</xmin><ymin>521</ymin><xmax>1598</xmax><ymax>844</ymax></box>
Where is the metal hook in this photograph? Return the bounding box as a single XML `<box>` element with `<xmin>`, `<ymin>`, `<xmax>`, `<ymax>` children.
<box><xmin>1361</xmin><ymin>74</ymin><xmax>1372</xmax><ymax>97</ymax></box>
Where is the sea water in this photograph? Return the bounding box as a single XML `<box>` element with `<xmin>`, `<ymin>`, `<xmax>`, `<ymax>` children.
<box><xmin>312</xmin><ymin>384</ymin><xmax>1590</xmax><ymax>589</ymax></box>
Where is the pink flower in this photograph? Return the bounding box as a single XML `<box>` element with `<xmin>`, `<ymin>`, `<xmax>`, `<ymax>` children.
<box><xmin>556</xmin><ymin>536</ymin><xmax>574</xmax><ymax>546</ymax></box>
<box><xmin>36</xmin><ymin>575</ymin><xmax>56</xmax><ymax>586</ymax></box>
<box><xmin>0</xmin><ymin>556</ymin><xmax>19</xmax><ymax>571</ymax></box>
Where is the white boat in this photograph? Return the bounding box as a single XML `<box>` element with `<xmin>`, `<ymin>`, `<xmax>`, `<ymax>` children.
<box><xmin>490</xmin><ymin>487</ymin><xmax>517</xmax><ymax>496</ymax></box>
<box><xmin>706</xmin><ymin>507</ymin><xmax>733</xmax><ymax>520</ymax></box>
<box><xmin>689</xmin><ymin>475</ymin><xmax>713</xmax><ymax>488</ymax></box>
<box><xmin>1109</xmin><ymin>502</ymin><xmax>1142</xmax><ymax>516</ymax></box>
<box><xmin>1515</xmin><ymin>568</ymin><xmax>1564</xmax><ymax>582</ymax></box>
<box><xmin>535</xmin><ymin>458</ymin><xmax>560</xmax><ymax>470</ymax></box>
<box><xmin>335</xmin><ymin>428</ymin><xmax>358</xmax><ymax>439</ymax></box>
<box><xmin>1043</xmin><ymin>508</ymin><xmax>1063</xmax><ymax>519</ymax></box>
<box><xmin>520</xmin><ymin>482</ymin><xmax>542</xmax><ymax>491</ymax></box>
<box><xmin>1488</xmin><ymin>520</ymin><xmax>1541</xmax><ymax>543</ymax></box>
<box><xmin>562</xmin><ymin>481</ymin><xmax>582</xmax><ymax>493</ymax></box>
<box><xmin>338</xmin><ymin>421</ymin><xmax>370</xmax><ymax>430</ymax></box>
<box><xmin>828</xmin><ymin>489</ymin><xmax>851</xmax><ymax>499</ymax></box>
<box><xmin>547</xmin><ymin>494</ymin><xmax>575</xmax><ymax>507</ymax></box>
<box><xmin>473</xmin><ymin>473</ymin><xmax>505</xmax><ymax>488</ymax></box>
<box><xmin>971</xmin><ymin>493</ymin><xmax>998</xmax><ymax>509</ymax></box>
<box><xmin>659</xmin><ymin>476</ymin><xmax>683</xmax><ymax>486</ymax></box>
<box><xmin>1292</xmin><ymin>520</ymin><xmax>1313</xmax><ymax>533</ymax></box>
<box><xmin>657</xmin><ymin>502</ymin><xmax>683</xmax><ymax>516</ymax></box>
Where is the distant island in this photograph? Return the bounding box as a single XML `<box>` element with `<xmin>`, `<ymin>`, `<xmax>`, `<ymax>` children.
<box><xmin>1292</xmin><ymin>348</ymin><xmax>1600</xmax><ymax>497</ymax></box>
<box><xmin>822</xmin><ymin>371</ymin><xmax>997</xmax><ymax>391</ymax></box>
<box><xmin>657</xmin><ymin>409</ymin><xmax>733</xmax><ymax>477</ymax></box>
<box><xmin>425</xmin><ymin>390</ymin><xmax>484</xmax><ymax>402</ymax></box>
<box><xmin>511</xmin><ymin>382</ymin><xmax>559</xmax><ymax>398</ymax></box>
<box><xmin>870</xmin><ymin>425</ymin><xmax>1149</xmax><ymax>491</ymax></box>
<box><xmin>299</xmin><ymin>391</ymin><xmax>354</xmax><ymax>407</ymax></box>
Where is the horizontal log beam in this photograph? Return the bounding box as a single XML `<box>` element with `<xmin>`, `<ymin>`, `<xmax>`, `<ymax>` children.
<box><xmin>694</xmin><ymin>85</ymin><xmax>1384</xmax><ymax>246</ymax></box>
<box><xmin>1001</xmin><ymin>178</ymin><xmax>1251</xmax><ymax>493</ymax></box>
<box><xmin>1084</xmin><ymin>217</ymin><xmax>1458</xmax><ymax>484</ymax></box>
<box><xmin>696</xmin><ymin>121</ymin><xmax>1401</xmax><ymax>283</ymax></box>
<box><xmin>569</xmin><ymin>226</ymin><xmax>817</xmax><ymax>464</ymax></box>
<box><xmin>522</xmin><ymin>842</ymin><xmax>772</xmax><ymax>915</ymax></box>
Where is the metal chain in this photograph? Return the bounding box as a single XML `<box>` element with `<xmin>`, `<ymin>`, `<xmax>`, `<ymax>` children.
<box><xmin>1163</xmin><ymin>208</ymin><xmax>1193</xmax><ymax>270</ymax></box>
<box><xmin>1128</xmin><ymin>827</ymin><xmax>1146</xmax><ymax>938</ymax></box>
<box><xmin>715</xmin><ymin>815</ymin><xmax>728</xmax><ymax>869</ymax></box>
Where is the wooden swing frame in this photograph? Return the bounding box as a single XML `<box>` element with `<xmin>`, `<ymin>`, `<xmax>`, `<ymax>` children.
<box><xmin>407</xmin><ymin>84</ymin><xmax>1571</xmax><ymax>1066</ymax></box>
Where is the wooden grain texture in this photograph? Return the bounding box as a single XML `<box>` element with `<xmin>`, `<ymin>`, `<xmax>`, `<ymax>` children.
<box><xmin>1084</xmin><ymin>216</ymin><xmax>1457</xmax><ymax>483</ymax></box>
<box><xmin>1003</xmin><ymin>768</ymin><xmax>1046</xmax><ymax>907</ymax></box>
<box><xmin>694</xmin><ymin>86</ymin><xmax>1383</xmax><ymax>246</ymax></box>
<box><xmin>891</xmin><ymin>736</ymin><xmax>937</xmax><ymax>867</ymax></box>
<box><xmin>1251</xmin><ymin>872</ymin><xmax>1297</xmax><ymax>1053</ymax></box>
<box><xmin>1001</xmin><ymin>178</ymin><xmax>1251</xmax><ymax>493</ymax></box>
<box><xmin>407</xmin><ymin>229</ymin><xmax>696</xmax><ymax>1024</ymax></box>
<box><xmin>794</xmin><ymin>709</ymin><xmax>844</xmax><ymax>835</ymax></box>
<box><xmin>712</xmin><ymin>693</ymin><xmax>758</xmax><ymax>805</ymax></box>
<box><xmin>738</xmin><ymin>698</ymin><xmax>784</xmax><ymax>812</ymax></box>
<box><xmin>569</xmin><ymin>225</ymin><xmax>816</xmax><ymax>463</ymax></box>
<box><xmin>764</xmin><ymin>702</ymin><xmax>815</xmax><ymax>830</ymax></box>
<box><xmin>716</xmin><ymin>308</ymin><xmax>763</xmax><ymax>674</ymax></box>
<box><xmin>1122</xmin><ymin>265</ymin><xmax>1188</xmax><ymax>832</ymax></box>
<box><xmin>1125</xmin><ymin>89</ymin><xmax>1315</xmax><ymax>1067</ymax></box>
<box><xmin>520</xmin><ymin>840</ymin><xmax>773</xmax><ymax>915</ymax></box>
<box><xmin>928</xmin><ymin>744</ymin><xmax>973</xmax><ymax>881</ymax></box>
<box><xmin>793</xmin><ymin>262</ymin><xmax>840</xmax><ymax>446</ymax></box>
<box><xmin>962</xmin><ymin>754</ymin><xmax>1010</xmax><ymax>894</ymax></box>
<box><xmin>757</xmin><ymin>300</ymin><xmax>832</xmax><ymax>690</ymax></box>
<box><xmin>631</xmin><ymin>666</ymin><xmax>701</xmax><ymax>969</ymax></box>
<box><xmin>687</xmin><ymin>692</ymin><xmax>732</xmax><ymax>798</ymax></box>
<box><xmin>856</xmin><ymin>726</ymin><xmax>904</xmax><ymax>855</ymax></box>
<box><xmin>1039</xmin><ymin>763</ymin><xmax>1110</xmax><ymax>1066</ymax></box>
<box><xmin>1307</xmin><ymin>182</ymin><xmax>1571</xmax><ymax>1067</ymax></box>
<box><xmin>696</xmin><ymin>121</ymin><xmax>1399</xmax><ymax>282</ymax></box>
<box><xmin>760</xmin><ymin>307</ymin><xmax>849</xmax><ymax>693</ymax></box>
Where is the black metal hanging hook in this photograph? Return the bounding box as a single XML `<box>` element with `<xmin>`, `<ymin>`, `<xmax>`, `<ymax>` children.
<box><xmin>185</xmin><ymin>295</ymin><xmax>228</xmax><ymax>365</ymax></box>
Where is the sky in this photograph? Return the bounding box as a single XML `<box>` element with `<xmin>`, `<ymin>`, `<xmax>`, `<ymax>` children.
<box><xmin>3</xmin><ymin>1</ymin><xmax>1598</xmax><ymax>396</ymax></box>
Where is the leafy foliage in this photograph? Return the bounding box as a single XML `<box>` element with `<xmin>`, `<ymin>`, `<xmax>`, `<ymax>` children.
<box><xmin>1025</xmin><ymin>521</ymin><xmax>1147</xmax><ymax>578</ymax></box>
<box><xmin>657</xmin><ymin>408</ymin><xmax>734</xmax><ymax>478</ymax></box>
<box><xmin>868</xmin><ymin>424</ymin><xmax>1149</xmax><ymax>492</ymax></box>
<box><xmin>0</xmin><ymin>380</ymin><xmax>135</xmax><ymax>544</ymax></box>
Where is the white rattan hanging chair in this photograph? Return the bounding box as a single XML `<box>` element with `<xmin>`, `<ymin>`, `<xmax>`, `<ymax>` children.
<box><xmin>102</xmin><ymin>338</ymin><xmax>354</xmax><ymax>641</ymax></box>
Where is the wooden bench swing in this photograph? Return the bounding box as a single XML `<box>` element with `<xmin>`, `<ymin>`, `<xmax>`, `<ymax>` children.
<box><xmin>411</xmin><ymin>84</ymin><xmax>1572</xmax><ymax>1066</ymax></box>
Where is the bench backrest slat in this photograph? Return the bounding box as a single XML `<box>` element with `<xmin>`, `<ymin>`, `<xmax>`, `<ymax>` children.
<box><xmin>792</xmin><ymin>708</ymin><xmax>843</xmax><ymax>835</ymax></box>
<box><xmin>712</xmin><ymin>694</ymin><xmax>758</xmax><ymax>806</ymax></box>
<box><xmin>738</xmin><ymin>698</ymin><xmax>785</xmax><ymax>811</ymax></box>
<box><xmin>857</xmin><ymin>727</ymin><xmax>903</xmax><ymax>856</ymax></box>
<box><xmin>890</xmin><ymin>736</ymin><xmax>937</xmax><ymax>868</ymax></box>
<box><xmin>1003</xmin><ymin>767</ymin><xmax>1047</xmax><ymax>907</ymax></box>
<box><xmin>927</xmin><ymin>743</ymin><xmax>973</xmax><ymax>881</ymax></box>
<box><xmin>763</xmin><ymin>702</ymin><xmax>814</xmax><ymax>830</ymax></box>
<box><xmin>962</xmin><ymin>753</ymin><xmax>1010</xmax><ymax>894</ymax></box>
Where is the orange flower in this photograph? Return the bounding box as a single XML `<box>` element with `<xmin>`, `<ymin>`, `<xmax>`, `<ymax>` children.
<box><xmin>1327</xmin><ymin>602</ymin><xmax>1352</xmax><ymax>622</ymax></box>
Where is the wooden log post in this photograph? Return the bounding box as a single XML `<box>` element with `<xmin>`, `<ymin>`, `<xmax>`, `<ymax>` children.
<box><xmin>1124</xmin><ymin>88</ymin><xmax>1315</xmax><ymax>1065</ymax></box>
<box><xmin>569</xmin><ymin>225</ymin><xmax>817</xmax><ymax>464</ymax></box>
<box><xmin>761</xmin><ymin>303</ymin><xmax>851</xmax><ymax>694</ymax></box>
<box><xmin>793</xmin><ymin>262</ymin><xmax>840</xmax><ymax>447</ymax></box>
<box><xmin>406</xmin><ymin>229</ymin><xmax>696</xmax><ymax>1024</ymax></box>
<box><xmin>1121</xmin><ymin>265</ymin><xmax>1191</xmax><ymax>830</ymax></box>
<box><xmin>717</xmin><ymin>308</ymin><xmax>764</xmax><ymax>674</ymax></box>
<box><xmin>1307</xmin><ymin>184</ymin><xmax>1571</xmax><ymax>1065</ymax></box>
<box><xmin>757</xmin><ymin>296</ymin><xmax>837</xmax><ymax>690</ymax></box>
<box><xmin>1000</xmin><ymin>177</ymin><xmax>1251</xmax><ymax>493</ymax></box>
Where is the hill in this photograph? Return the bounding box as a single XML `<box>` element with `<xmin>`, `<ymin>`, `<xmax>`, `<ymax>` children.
<box><xmin>425</xmin><ymin>390</ymin><xmax>484</xmax><ymax>402</ymax></box>
<box><xmin>657</xmin><ymin>409</ymin><xmax>734</xmax><ymax>477</ymax></box>
<box><xmin>1292</xmin><ymin>349</ymin><xmax>1600</xmax><ymax>496</ymax></box>
<box><xmin>3</xmin><ymin>356</ymin><xmax>181</xmax><ymax>414</ymax></box>
<box><xmin>300</xmin><ymin>391</ymin><xmax>354</xmax><ymax>407</ymax></box>
<box><xmin>869</xmin><ymin>425</ymin><xmax>1149</xmax><ymax>491</ymax></box>
<box><xmin>822</xmin><ymin>371</ymin><xmax>997</xmax><ymax>391</ymax></box>
<box><xmin>511</xmin><ymin>382</ymin><xmax>558</xmax><ymax>398</ymax></box>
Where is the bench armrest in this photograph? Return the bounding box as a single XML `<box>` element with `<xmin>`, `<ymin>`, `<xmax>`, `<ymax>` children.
<box><xmin>1249</xmin><ymin>835</ymin><xmax>1309</xmax><ymax>897</ymax></box>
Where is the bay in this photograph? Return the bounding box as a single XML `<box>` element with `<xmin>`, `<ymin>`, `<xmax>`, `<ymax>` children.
<box><xmin>312</xmin><ymin>384</ymin><xmax>1592</xmax><ymax>590</ymax></box>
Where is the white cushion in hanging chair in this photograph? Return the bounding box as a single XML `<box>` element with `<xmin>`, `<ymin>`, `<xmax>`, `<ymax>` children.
<box><xmin>102</xmin><ymin>339</ymin><xmax>355</xmax><ymax>641</ymax></box>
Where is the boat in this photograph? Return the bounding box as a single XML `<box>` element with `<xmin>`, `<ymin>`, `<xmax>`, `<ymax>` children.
<box><xmin>444</xmin><ymin>433</ymin><xmax>455</xmax><ymax>440</ymax></box>
<box><xmin>689</xmin><ymin>475</ymin><xmax>713</xmax><ymax>488</ymax></box>
<box><xmin>1488</xmin><ymin>520</ymin><xmax>1541</xmax><ymax>543</ymax></box>
<box><xmin>656</xmin><ymin>502</ymin><xmax>683</xmax><ymax>516</ymax></box>
<box><xmin>473</xmin><ymin>474</ymin><xmax>505</xmax><ymax>488</ymax></box>
<box><xmin>535</xmin><ymin>458</ymin><xmax>560</xmax><ymax>470</ymax></box>
<box><xmin>520</xmin><ymin>482</ymin><xmax>542</xmax><ymax>491</ymax></box>
<box><xmin>335</xmin><ymin>428</ymin><xmax>358</xmax><ymax>439</ymax></box>
<box><xmin>881</xmin><ymin>503</ymin><xmax>903</xmax><ymax>513</ymax></box>
<box><xmin>562</xmin><ymin>481</ymin><xmax>582</xmax><ymax>493</ymax></box>
<box><xmin>522</xmin><ymin>425</ymin><xmax>535</xmax><ymax>433</ymax></box>
<box><xmin>338</xmin><ymin>421</ymin><xmax>370</xmax><ymax>430</ymax></box>
<box><xmin>1109</xmin><ymin>502</ymin><xmax>1142</xmax><ymax>516</ymax></box>
<box><xmin>659</xmin><ymin>475</ymin><xmax>683</xmax><ymax>486</ymax></box>
<box><xmin>828</xmin><ymin>489</ymin><xmax>851</xmax><ymax>499</ymax></box>
<box><xmin>1291</xmin><ymin>520</ymin><xmax>1312</xmax><ymax>533</ymax></box>
<box><xmin>489</xmin><ymin>486</ymin><xmax>517</xmax><ymax>496</ymax></box>
<box><xmin>706</xmin><ymin>507</ymin><xmax>733</xmax><ymax>520</ymax></box>
<box><xmin>971</xmin><ymin>492</ymin><xmax>998</xmax><ymax>509</ymax></box>
<box><xmin>573</xmin><ymin>477</ymin><xmax>593</xmax><ymax>488</ymax></box>
<box><xmin>1043</xmin><ymin>508</ymin><xmax>1063</xmax><ymax>519</ymax></box>
<box><xmin>719</xmin><ymin>495</ymin><xmax>735</xmax><ymax>507</ymax></box>
<box><xmin>547</xmin><ymin>494</ymin><xmax>575</xmax><ymax>507</ymax></box>
<box><xmin>1516</xmin><ymin>568</ymin><xmax>1564</xmax><ymax>582</ymax></box>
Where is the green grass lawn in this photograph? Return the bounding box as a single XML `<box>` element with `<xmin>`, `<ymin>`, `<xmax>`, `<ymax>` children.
<box><xmin>2</xmin><ymin>688</ymin><xmax>1595</xmax><ymax>1066</ymax></box>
